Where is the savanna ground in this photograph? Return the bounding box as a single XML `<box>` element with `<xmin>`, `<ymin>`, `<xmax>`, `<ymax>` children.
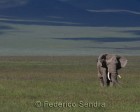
<box><xmin>0</xmin><ymin>56</ymin><xmax>140</xmax><ymax>112</ymax></box>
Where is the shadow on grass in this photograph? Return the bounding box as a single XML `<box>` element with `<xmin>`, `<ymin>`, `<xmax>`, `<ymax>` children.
<box><xmin>86</xmin><ymin>47</ymin><xmax>140</xmax><ymax>50</ymax></box>
<box><xmin>54</xmin><ymin>37</ymin><xmax>140</xmax><ymax>42</ymax></box>
<box><xmin>0</xmin><ymin>24</ymin><xmax>15</xmax><ymax>35</ymax></box>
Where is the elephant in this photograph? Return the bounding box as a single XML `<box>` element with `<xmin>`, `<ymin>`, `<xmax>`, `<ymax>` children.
<box><xmin>97</xmin><ymin>54</ymin><xmax>127</xmax><ymax>87</ymax></box>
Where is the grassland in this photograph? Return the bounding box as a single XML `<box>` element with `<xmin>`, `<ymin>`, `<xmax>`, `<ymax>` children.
<box><xmin>0</xmin><ymin>56</ymin><xmax>140</xmax><ymax>112</ymax></box>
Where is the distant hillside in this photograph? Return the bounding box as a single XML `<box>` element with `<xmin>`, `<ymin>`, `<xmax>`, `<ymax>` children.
<box><xmin>0</xmin><ymin>0</ymin><xmax>140</xmax><ymax>26</ymax></box>
<box><xmin>65</xmin><ymin>0</ymin><xmax>140</xmax><ymax>11</ymax></box>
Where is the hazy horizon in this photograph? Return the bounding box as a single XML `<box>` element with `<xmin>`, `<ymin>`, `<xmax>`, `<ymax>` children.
<box><xmin>0</xmin><ymin>0</ymin><xmax>140</xmax><ymax>56</ymax></box>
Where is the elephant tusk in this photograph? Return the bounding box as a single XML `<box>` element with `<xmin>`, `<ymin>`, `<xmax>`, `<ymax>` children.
<box><xmin>118</xmin><ymin>75</ymin><xmax>121</xmax><ymax>78</ymax></box>
<box><xmin>107</xmin><ymin>72</ymin><xmax>111</xmax><ymax>80</ymax></box>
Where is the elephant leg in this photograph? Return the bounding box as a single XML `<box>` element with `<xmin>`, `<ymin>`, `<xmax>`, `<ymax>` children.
<box><xmin>99</xmin><ymin>77</ymin><xmax>104</xmax><ymax>87</ymax></box>
<box><xmin>100</xmin><ymin>68</ymin><xmax>108</xmax><ymax>87</ymax></box>
<box><xmin>98</xmin><ymin>67</ymin><xmax>107</xmax><ymax>87</ymax></box>
<box><xmin>110</xmin><ymin>74</ymin><xmax>118</xmax><ymax>87</ymax></box>
<box><xmin>98</xmin><ymin>73</ymin><xmax>104</xmax><ymax>87</ymax></box>
<box><xmin>103</xmin><ymin>73</ymin><xmax>108</xmax><ymax>87</ymax></box>
<box><xmin>107</xmin><ymin>78</ymin><xmax>110</xmax><ymax>86</ymax></box>
<box><xmin>97</xmin><ymin>67</ymin><xmax>104</xmax><ymax>87</ymax></box>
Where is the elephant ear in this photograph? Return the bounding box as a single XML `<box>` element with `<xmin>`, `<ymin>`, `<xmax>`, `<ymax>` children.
<box><xmin>117</xmin><ymin>56</ymin><xmax>128</xmax><ymax>68</ymax></box>
<box><xmin>98</xmin><ymin>54</ymin><xmax>107</xmax><ymax>67</ymax></box>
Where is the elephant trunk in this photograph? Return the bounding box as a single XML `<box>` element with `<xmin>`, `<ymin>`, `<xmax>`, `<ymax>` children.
<box><xmin>107</xmin><ymin>64</ymin><xmax>117</xmax><ymax>81</ymax></box>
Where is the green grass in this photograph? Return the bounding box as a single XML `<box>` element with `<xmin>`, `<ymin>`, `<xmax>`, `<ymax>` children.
<box><xmin>0</xmin><ymin>56</ymin><xmax>140</xmax><ymax>112</ymax></box>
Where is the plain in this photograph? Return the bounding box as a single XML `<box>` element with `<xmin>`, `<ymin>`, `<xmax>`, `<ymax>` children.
<box><xmin>0</xmin><ymin>56</ymin><xmax>139</xmax><ymax>112</ymax></box>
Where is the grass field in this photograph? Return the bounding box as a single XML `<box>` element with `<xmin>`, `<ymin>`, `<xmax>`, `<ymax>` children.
<box><xmin>0</xmin><ymin>56</ymin><xmax>140</xmax><ymax>112</ymax></box>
